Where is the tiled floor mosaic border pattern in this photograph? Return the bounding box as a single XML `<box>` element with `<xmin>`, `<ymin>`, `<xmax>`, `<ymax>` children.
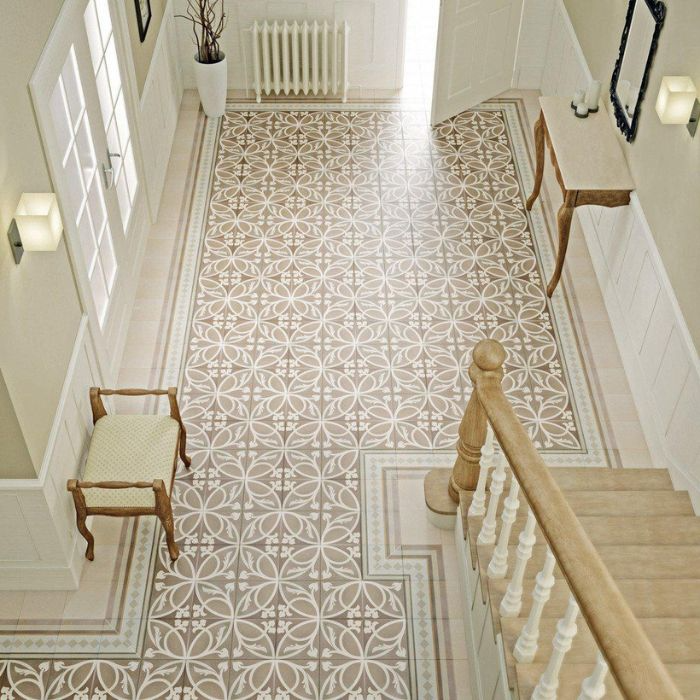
<box><xmin>1</xmin><ymin>102</ymin><xmax>606</xmax><ymax>698</ymax></box>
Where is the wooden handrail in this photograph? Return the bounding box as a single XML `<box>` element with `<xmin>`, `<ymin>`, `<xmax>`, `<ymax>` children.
<box><xmin>468</xmin><ymin>339</ymin><xmax>683</xmax><ymax>700</ymax></box>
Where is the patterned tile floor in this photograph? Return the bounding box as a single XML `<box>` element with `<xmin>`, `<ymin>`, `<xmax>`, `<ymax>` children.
<box><xmin>0</xmin><ymin>101</ymin><xmax>614</xmax><ymax>698</ymax></box>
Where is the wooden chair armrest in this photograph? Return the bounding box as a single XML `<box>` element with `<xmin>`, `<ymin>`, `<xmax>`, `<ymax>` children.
<box><xmin>68</xmin><ymin>478</ymin><xmax>167</xmax><ymax>491</ymax></box>
<box><xmin>89</xmin><ymin>387</ymin><xmax>182</xmax><ymax>426</ymax></box>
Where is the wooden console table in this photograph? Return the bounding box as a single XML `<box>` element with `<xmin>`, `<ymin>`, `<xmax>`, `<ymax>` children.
<box><xmin>526</xmin><ymin>96</ymin><xmax>635</xmax><ymax>296</ymax></box>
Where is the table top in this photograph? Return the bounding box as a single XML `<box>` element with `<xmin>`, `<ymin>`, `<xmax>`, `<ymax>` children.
<box><xmin>540</xmin><ymin>96</ymin><xmax>635</xmax><ymax>192</ymax></box>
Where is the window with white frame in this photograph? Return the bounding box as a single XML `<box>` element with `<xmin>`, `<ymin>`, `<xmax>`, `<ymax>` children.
<box><xmin>84</xmin><ymin>0</ymin><xmax>138</xmax><ymax>229</ymax></box>
<box><xmin>49</xmin><ymin>47</ymin><xmax>117</xmax><ymax>326</ymax></box>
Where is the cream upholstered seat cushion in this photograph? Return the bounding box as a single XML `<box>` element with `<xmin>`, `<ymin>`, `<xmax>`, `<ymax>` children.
<box><xmin>82</xmin><ymin>415</ymin><xmax>180</xmax><ymax>509</ymax></box>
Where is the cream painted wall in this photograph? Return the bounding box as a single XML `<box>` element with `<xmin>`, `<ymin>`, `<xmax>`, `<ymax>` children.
<box><xmin>0</xmin><ymin>371</ymin><xmax>33</xmax><ymax>479</ymax></box>
<box><xmin>125</xmin><ymin>0</ymin><xmax>166</xmax><ymax>96</ymax></box>
<box><xmin>563</xmin><ymin>0</ymin><xmax>700</xmax><ymax>349</ymax></box>
<box><xmin>173</xmin><ymin>0</ymin><xmax>408</xmax><ymax>92</ymax></box>
<box><xmin>0</xmin><ymin>0</ymin><xmax>84</xmax><ymax>472</ymax></box>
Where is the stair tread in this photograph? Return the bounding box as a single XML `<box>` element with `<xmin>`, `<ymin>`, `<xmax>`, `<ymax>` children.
<box><xmin>469</xmin><ymin>491</ymin><xmax>693</xmax><ymax>521</ymax></box>
<box><xmin>468</xmin><ymin>515</ymin><xmax>700</xmax><ymax>546</ymax></box>
<box><xmin>478</xmin><ymin>543</ymin><xmax>700</xmax><ymax>580</ymax></box>
<box><xmin>515</xmin><ymin>662</ymin><xmax>700</xmax><ymax>699</ymax></box>
<box><xmin>549</xmin><ymin>467</ymin><xmax>674</xmax><ymax>490</ymax></box>
<box><xmin>488</xmin><ymin>578</ymin><xmax>700</xmax><ymax>619</ymax></box>
<box><xmin>502</xmin><ymin>618</ymin><xmax>700</xmax><ymax>665</ymax></box>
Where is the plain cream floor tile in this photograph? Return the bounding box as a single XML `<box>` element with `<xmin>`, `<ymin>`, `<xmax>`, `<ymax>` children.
<box><xmin>19</xmin><ymin>591</ymin><xmax>68</xmax><ymax>620</ymax></box>
<box><xmin>604</xmin><ymin>393</ymin><xmax>641</xmax><ymax>422</ymax></box>
<box><xmin>617</xmin><ymin>448</ymin><xmax>656</xmax><ymax>469</ymax></box>
<box><xmin>609</xmin><ymin>420</ymin><xmax>650</xmax><ymax>450</ymax></box>
<box><xmin>136</xmin><ymin>276</ymin><xmax>171</xmax><ymax>301</ymax></box>
<box><xmin>90</xmin><ymin>517</ymin><xmax>126</xmax><ymax>545</ymax></box>
<box><xmin>0</xmin><ymin>592</ymin><xmax>25</xmax><ymax>623</ymax></box>
<box><xmin>131</xmin><ymin>297</ymin><xmax>170</xmax><ymax>322</ymax></box>
<box><xmin>124</xmin><ymin>319</ymin><xmax>165</xmax><ymax>348</ymax></box>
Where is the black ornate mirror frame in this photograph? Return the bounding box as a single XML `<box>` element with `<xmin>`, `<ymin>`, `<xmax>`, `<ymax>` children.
<box><xmin>610</xmin><ymin>0</ymin><xmax>666</xmax><ymax>142</ymax></box>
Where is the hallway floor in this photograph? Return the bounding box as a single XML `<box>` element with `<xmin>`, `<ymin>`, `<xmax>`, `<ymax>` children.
<box><xmin>0</xmin><ymin>92</ymin><xmax>653</xmax><ymax>698</ymax></box>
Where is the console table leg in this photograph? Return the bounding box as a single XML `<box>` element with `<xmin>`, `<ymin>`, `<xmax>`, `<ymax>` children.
<box><xmin>526</xmin><ymin>112</ymin><xmax>545</xmax><ymax>211</ymax></box>
<box><xmin>547</xmin><ymin>191</ymin><xmax>576</xmax><ymax>297</ymax></box>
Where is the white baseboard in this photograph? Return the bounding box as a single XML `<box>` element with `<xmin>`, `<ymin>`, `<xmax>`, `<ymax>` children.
<box><xmin>522</xmin><ymin>0</ymin><xmax>700</xmax><ymax>510</ymax></box>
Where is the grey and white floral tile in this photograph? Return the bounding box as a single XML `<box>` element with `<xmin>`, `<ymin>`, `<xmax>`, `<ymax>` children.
<box><xmin>0</xmin><ymin>101</ymin><xmax>608</xmax><ymax>698</ymax></box>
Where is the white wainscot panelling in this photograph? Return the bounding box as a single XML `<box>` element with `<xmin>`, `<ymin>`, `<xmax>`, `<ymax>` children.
<box><xmin>0</xmin><ymin>316</ymin><xmax>100</xmax><ymax>589</ymax></box>
<box><xmin>532</xmin><ymin>0</ymin><xmax>700</xmax><ymax>510</ymax></box>
<box><xmin>173</xmin><ymin>0</ymin><xmax>407</xmax><ymax>93</ymax></box>
<box><xmin>138</xmin><ymin>5</ymin><xmax>183</xmax><ymax>219</ymax></box>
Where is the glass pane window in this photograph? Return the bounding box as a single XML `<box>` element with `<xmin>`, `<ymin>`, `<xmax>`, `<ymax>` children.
<box><xmin>50</xmin><ymin>46</ymin><xmax>117</xmax><ymax>327</ymax></box>
<box><xmin>83</xmin><ymin>0</ymin><xmax>138</xmax><ymax>230</ymax></box>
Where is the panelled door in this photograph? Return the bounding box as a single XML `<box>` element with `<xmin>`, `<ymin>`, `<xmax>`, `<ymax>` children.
<box><xmin>431</xmin><ymin>0</ymin><xmax>524</xmax><ymax>125</ymax></box>
<box><xmin>31</xmin><ymin>0</ymin><xmax>142</xmax><ymax>381</ymax></box>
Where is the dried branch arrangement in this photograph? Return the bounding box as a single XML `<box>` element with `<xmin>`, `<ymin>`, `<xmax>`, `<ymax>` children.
<box><xmin>176</xmin><ymin>0</ymin><xmax>226</xmax><ymax>64</ymax></box>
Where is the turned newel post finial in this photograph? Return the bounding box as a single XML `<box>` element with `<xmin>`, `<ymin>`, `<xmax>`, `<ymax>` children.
<box><xmin>448</xmin><ymin>339</ymin><xmax>506</xmax><ymax>504</ymax></box>
<box><xmin>423</xmin><ymin>338</ymin><xmax>506</xmax><ymax>529</ymax></box>
<box><xmin>473</xmin><ymin>339</ymin><xmax>506</xmax><ymax>370</ymax></box>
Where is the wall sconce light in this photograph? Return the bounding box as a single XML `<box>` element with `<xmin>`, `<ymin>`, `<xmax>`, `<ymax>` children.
<box><xmin>7</xmin><ymin>193</ymin><xmax>64</xmax><ymax>264</ymax></box>
<box><xmin>655</xmin><ymin>76</ymin><xmax>699</xmax><ymax>137</ymax></box>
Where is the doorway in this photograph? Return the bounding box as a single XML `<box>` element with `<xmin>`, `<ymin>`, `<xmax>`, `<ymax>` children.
<box><xmin>422</xmin><ymin>0</ymin><xmax>524</xmax><ymax>125</ymax></box>
<box><xmin>30</xmin><ymin>0</ymin><xmax>144</xmax><ymax>381</ymax></box>
<box><xmin>400</xmin><ymin>0</ymin><xmax>440</xmax><ymax>112</ymax></box>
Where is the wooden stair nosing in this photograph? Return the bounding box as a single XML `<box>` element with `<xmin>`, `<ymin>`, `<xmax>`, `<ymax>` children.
<box><xmin>548</xmin><ymin>467</ymin><xmax>674</xmax><ymax>491</ymax></box>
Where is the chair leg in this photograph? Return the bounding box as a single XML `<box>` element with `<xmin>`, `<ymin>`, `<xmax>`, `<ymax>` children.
<box><xmin>179</xmin><ymin>429</ymin><xmax>191</xmax><ymax>470</ymax></box>
<box><xmin>77</xmin><ymin>512</ymin><xmax>95</xmax><ymax>561</ymax></box>
<box><xmin>67</xmin><ymin>481</ymin><xmax>95</xmax><ymax>561</ymax></box>
<box><xmin>154</xmin><ymin>482</ymin><xmax>179</xmax><ymax>561</ymax></box>
<box><xmin>159</xmin><ymin>510</ymin><xmax>179</xmax><ymax>561</ymax></box>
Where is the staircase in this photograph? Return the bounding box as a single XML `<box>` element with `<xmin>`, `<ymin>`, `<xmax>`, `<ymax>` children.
<box><xmin>460</xmin><ymin>467</ymin><xmax>700</xmax><ymax>698</ymax></box>
<box><xmin>424</xmin><ymin>339</ymin><xmax>699</xmax><ymax>699</ymax></box>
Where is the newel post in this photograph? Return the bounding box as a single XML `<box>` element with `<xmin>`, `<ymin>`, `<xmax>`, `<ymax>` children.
<box><xmin>423</xmin><ymin>339</ymin><xmax>506</xmax><ymax>529</ymax></box>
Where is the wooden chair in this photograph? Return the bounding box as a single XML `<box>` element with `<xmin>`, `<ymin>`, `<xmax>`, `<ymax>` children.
<box><xmin>67</xmin><ymin>387</ymin><xmax>191</xmax><ymax>562</ymax></box>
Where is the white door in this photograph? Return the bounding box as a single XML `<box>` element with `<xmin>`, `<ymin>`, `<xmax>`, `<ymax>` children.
<box><xmin>30</xmin><ymin>0</ymin><xmax>142</xmax><ymax>381</ymax></box>
<box><xmin>431</xmin><ymin>0</ymin><xmax>524</xmax><ymax>125</ymax></box>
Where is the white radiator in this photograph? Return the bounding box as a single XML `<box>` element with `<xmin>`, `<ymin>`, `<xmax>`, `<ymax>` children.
<box><xmin>251</xmin><ymin>20</ymin><xmax>350</xmax><ymax>103</ymax></box>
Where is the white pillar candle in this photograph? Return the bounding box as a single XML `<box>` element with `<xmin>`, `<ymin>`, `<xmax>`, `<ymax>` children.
<box><xmin>617</xmin><ymin>79</ymin><xmax>631</xmax><ymax>110</ymax></box>
<box><xmin>586</xmin><ymin>80</ymin><xmax>601</xmax><ymax>111</ymax></box>
<box><xmin>572</xmin><ymin>89</ymin><xmax>585</xmax><ymax>108</ymax></box>
<box><xmin>575</xmin><ymin>102</ymin><xmax>589</xmax><ymax>118</ymax></box>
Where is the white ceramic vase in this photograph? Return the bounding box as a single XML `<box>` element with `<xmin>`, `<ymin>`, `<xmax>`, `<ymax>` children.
<box><xmin>193</xmin><ymin>53</ymin><xmax>227</xmax><ymax>118</ymax></box>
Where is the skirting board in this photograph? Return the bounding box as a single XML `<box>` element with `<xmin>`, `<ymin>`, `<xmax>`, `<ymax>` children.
<box><xmin>528</xmin><ymin>0</ymin><xmax>700</xmax><ymax>510</ymax></box>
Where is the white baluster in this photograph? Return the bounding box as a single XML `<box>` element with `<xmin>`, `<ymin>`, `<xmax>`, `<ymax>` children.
<box><xmin>514</xmin><ymin>548</ymin><xmax>556</xmax><ymax>663</ymax></box>
<box><xmin>500</xmin><ymin>508</ymin><xmax>537</xmax><ymax>617</ymax></box>
<box><xmin>578</xmin><ymin>652</ymin><xmax>609</xmax><ymax>700</ymax></box>
<box><xmin>477</xmin><ymin>452</ymin><xmax>507</xmax><ymax>545</ymax></box>
<box><xmin>531</xmin><ymin>595</ymin><xmax>580</xmax><ymax>700</ymax></box>
<box><xmin>468</xmin><ymin>424</ymin><xmax>494</xmax><ymax>518</ymax></box>
<box><xmin>488</xmin><ymin>473</ymin><xmax>520</xmax><ymax>578</ymax></box>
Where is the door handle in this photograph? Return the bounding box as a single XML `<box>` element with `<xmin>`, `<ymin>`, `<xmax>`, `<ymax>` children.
<box><xmin>102</xmin><ymin>151</ymin><xmax>121</xmax><ymax>189</ymax></box>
